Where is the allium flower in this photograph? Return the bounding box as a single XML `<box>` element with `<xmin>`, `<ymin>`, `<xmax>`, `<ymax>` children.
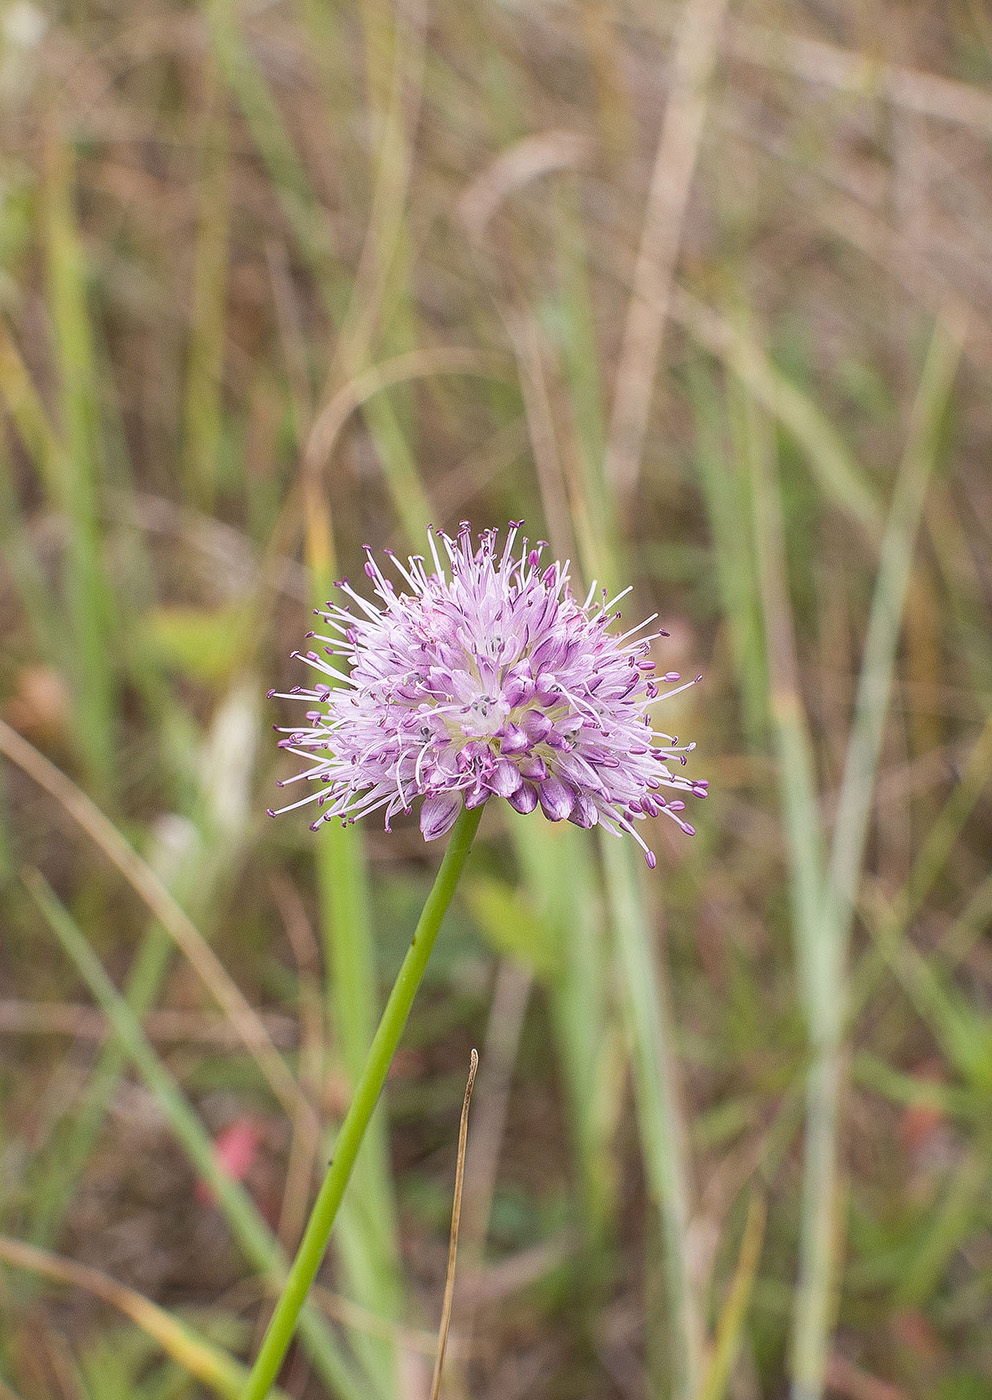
<box><xmin>269</xmin><ymin>523</ymin><xmax>705</xmax><ymax>867</ymax></box>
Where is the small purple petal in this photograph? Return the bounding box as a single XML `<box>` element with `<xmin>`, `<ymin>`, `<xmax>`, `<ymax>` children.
<box><xmin>568</xmin><ymin>794</ymin><xmax>599</xmax><ymax>829</ymax></box>
<box><xmin>518</xmin><ymin>754</ymin><xmax>548</xmax><ymax>782</ymax></box>
<box><xmin>507</xmin><ymin>782</ymin><xmax>538</xmax><ymax>815</ymax></box>
<box><xmin>499</xmin><ymin>723</ymin><xmax>530</xmax><ymax>755</ymax></box>
<box><xmin>487</xmin><ymin>759</ymin><xmax>523</xmax><ymax>798</ymax></box>
<box><xmin>420</xmin><ymin>793</ymin><xmax>462</xmax><ymax>841</ymax></box>
<box><xmin>521</xmin><ymin>710</ymin><xmax>552</xmax><ymax>743</ymax></box>
<box><xmin>538</xmin><ymin>777</ymin><xmax>574</xmax><ymax>822</ymax></box>
<box><xmin>503</xmin><ymin>666</ymin><xmax>535</xmax><ymax>707</ymax></box>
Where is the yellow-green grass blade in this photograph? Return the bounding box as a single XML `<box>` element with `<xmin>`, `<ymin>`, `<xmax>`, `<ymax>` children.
<box><xmin>860</xmin><ymin>879</ymin><xmax>992</xmax><ymax>1094</ymax></box>
<box><xmin>42</xmin><ymin>136</ymin><xmax>116</xmax><ymax>795</ymax></box>
<box><xmin>895</xmin><ymin>1145</ymin><xmax>990</xmax><ymax>1309</ymax></box>
<box><xmin>698</xmin><ymin>1194</ymin><xmax>767</xmax><ymax>1400</ymax></box>
<box><xmin>742</xmin><ymin>349</ymin><xmax>832</xmax><ymax>1400</ymax></box>
<box><xmin>0</xmin><ymin>1237</ymin><xmax>290</xmax><ymax>1400</ymax></box>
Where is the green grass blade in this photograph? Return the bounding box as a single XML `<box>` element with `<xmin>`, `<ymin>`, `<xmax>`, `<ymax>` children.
<box><xmin>24</xmin><ymin>684</ymin><xmax>262</xmax><ymax>1251</ymax></box>
<box><xmin>819</xmin><ymin>315</ymin><xmax>965</xmax><ymax>969</ymax></box>
<box><xmin>0</xmin><ymin>435</ymin><xmax>58</xmax><ymax>663</ymax></box>
<box><xmin>674</xmin><ymin>289</ymin><xmax>883</xmax><ymax>541</ymax></box>
<box><xmin>204</xmin><ymin>0</ymin><xmax>338</xmax><ymax>300</ymax></box>
<box><xmin>745</xmin><ymin>380</ymin><xmax>826</xmax><ymax>1021</ymax></box>
<box><xmin>788</xmin><ymin>314</ymin><xmax>963</xmax><ymax>1400</ymax></box>
<box><xmin>25</xmin><ymin>869</ymin><xmax>366</xmax><ymax>1400</ymax></box>
<box><xmin>895</xmin><ymin>1147</ymin><xmax>989</xmax><ymax>1308</ymax></box>
<box><xmin>689</xmin><ymin>361</ymin><xmax>767</xmax><ymax>751</ymax></box>
<box><xmin>533</xmin><ymin>252</ymin><xmax>704</xmax><ymax>1378</ymax></box>
<box><xmin>849</xmin><ymin>711</ymin><xmax>992</xmax><ymax>1019</ymax></box>
<box><xmin>43</xmin><ymin>136</ymin><xmax>116</xmax><ymax>796</ymax></box>
<box><xmin>602</xmin><ymin>836</ymin><xmax>704</xmax><ymax>1400</ymax></box>
<box><xmin>182</xmin><ymin>68</ymin><xmax>231</xmax><ymax>511</ymax></box>
<box><xmin>515</xmin><ymin>821</ymin><xmax>618</xmax><ymax>1254</ymax></box>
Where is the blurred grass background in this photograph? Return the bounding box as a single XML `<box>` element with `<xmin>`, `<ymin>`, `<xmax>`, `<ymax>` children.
<box><xmin>1</xmin><ymin>1</ymin><xmax>991</xmax><ymax>1397</ymax></box>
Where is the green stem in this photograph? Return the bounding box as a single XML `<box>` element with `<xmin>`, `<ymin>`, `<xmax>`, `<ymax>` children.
<box><xmin>241</xmin><ymin>801</ymin><xmax>484</xmax><ymax>1400</ymax></box>
<box><xmin>603</xmin><ymin>837</ymin><xmax>703</xmax><ymax>1400</ymax></box>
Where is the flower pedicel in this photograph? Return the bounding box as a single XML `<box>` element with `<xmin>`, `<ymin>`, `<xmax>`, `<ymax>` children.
<box><xmin>270</xmin><ymin>522</ymin><xmax>705</xmax><ymax>866</ymax></box>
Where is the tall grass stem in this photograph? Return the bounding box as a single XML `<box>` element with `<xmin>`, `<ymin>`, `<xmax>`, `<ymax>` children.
<box><xmin>603</xmin><ymin>837</ymin><xmax>703</xmax><ymax>1400</ymax></box>
<box><xmin>787</xmin><ymin>315</ymin><xmax>962</xmax><ymax>1400</ymax></box>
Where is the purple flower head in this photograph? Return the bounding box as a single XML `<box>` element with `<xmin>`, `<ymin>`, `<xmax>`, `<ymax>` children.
<box><xmin>269</xmin><ymin>523</ymin><xmax>704</xmax><ymax>867</ymax></box>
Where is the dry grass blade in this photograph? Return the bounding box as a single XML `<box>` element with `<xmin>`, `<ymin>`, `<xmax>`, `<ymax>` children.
<box><xmin>810</xmin><ymin>193</ymin><xmax>992</xmax><ymax>376</ymax></box>
<box><xmin>309</xmin><ymin>1285</ymin><xmax>444</xmax><ymax>1359</ymax></box>
<box><xmin>604</xmin><ymin>0</ymin><xmax>728</xmax><ymax>502</ymax></box>
<box><xmin>302</xmin><ymin>347</ymin><xmax>504</xmax><ymax>486</ymax></box>
<box><xmin>0</xmin><ymin>999</ymin><xmax>297</xmax><ymax>1047</ymax></box>
<box><xmin>429</xmin><ymin>1047</ymin><xmax>479</xmax><ymax>1400</ymax></box>
<box><xmin>0</xmin><ymin>1236</ymin><xmax>281</xmax><ymax>1400</ymax></box>
<box><xmin>0</xmin><ymin>719</ymin><xmax>315</xmax><ymax>1138</ymax></box>
<box><xmin>727</xmin><ymin>20</ymin><xmax>992</xmax><ymax>134</ymax></box>
<box><xmin>457</xmin><ymin>131</ymin><xmax>592</xmax><ymax>242</ymax></box>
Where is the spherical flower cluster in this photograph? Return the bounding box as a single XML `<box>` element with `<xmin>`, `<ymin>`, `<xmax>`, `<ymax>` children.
<box><xmin>269</xmin><ymin>523</ymin><xmax>705</xmax><ymax>867</ymax></box>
